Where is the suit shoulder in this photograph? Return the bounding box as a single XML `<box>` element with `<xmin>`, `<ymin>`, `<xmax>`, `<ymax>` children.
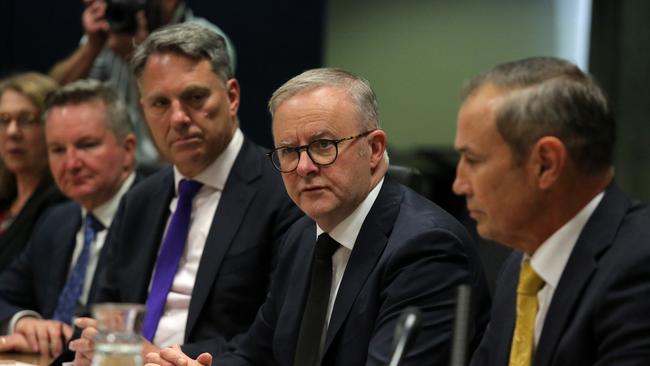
<box><xmin>28</xmin><ymin>201</ymin><xmax>81</xmax><ymax>246</ymax></box>
<box><xmin>39</xmin><ymin>200</ymin><xmax>80</xmax><ymax>223</ymax></box>
<box><xmin>604</xmin><ymin>201</ymin><xmax>650</xmax><ymax>264</ymax></box>
<box><xmin>235</xmin><ymin>139</ymin><xmax>291</xmax><ymax>198</ymax></box>
<box><xmin>121</xmin><ymin>167</ymin><xmax>173</xmax><ymax>201</ymax></box>
<box><xmin>277</xmin><ymin>216</ymin><xmax>313</xmax><ymax>248</ymax></box>
<box><xmin>397</xmin><ymin>185</ymin><xmax>470</xmax><ymax>239</ymax></box>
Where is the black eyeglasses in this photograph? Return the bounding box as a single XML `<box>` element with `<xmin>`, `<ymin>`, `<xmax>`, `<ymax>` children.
<box><xmin>0</xmin><ymin>112</ymin><xmax>40</xmax><ymax>130</ymax></box>
<box><xmin>267</xmin><ymin>130</ymin><xmax>376</xmax><ymax>173</ymax></box>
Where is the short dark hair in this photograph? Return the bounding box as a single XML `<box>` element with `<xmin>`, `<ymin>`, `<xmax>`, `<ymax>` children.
<box><xmin>131</xmin><ymin>22</ymin><xmax>233</xmax><ymax>84</ymax></box>
<box><xmin>43</xmin><ymin>79</ymin><xmax>134</xmax><ymax>142</ymax></box>
<box><xmin>462</xmin><ymin>57</ymin><xmax>615</xmax><ymax>175</ymax></box>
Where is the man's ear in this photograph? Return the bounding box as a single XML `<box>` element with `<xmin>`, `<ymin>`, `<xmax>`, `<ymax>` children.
<box><xmin>122</xmin><ymin>133</ymin><xmax>138</xmax><ymax>171</ymax></box>
<box><xmin>529</xmin><ymin>136</ymin><xmax>566</xmax><ymax>190</ymax></box>
<box><xmin>226</xmin><ymin>79</ymin><xmax>241</xmax><ymax>117</ymax></box>
<box><xmin>368</xmin><ymin>130</ymin><xmax>387</xmax><ymax>169</ymax></box>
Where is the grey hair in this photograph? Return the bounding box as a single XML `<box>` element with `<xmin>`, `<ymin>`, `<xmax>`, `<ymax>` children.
<box><xmin>131</xmin><ymin>22</ymin><xmax>233</xmax><ymax>83</ymax></box>
<box><xmin>269</xmin><ymin>67</ymin><xmax>380</xmax><ymax>130</ymax></box>
<box><xmin>43</xmin><ymin>79</ymin><xmax>134</xmax><ymax>142</ymax></box>
<box><xmin>461</xmin><ymin>57</ymin><xmax>615</xmax><ymax>175</ymax></box>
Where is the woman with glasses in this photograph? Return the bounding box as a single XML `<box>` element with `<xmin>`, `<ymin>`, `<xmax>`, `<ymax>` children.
<box><xmin>0</xmin><ymin>72</ymin><xmax>67</xmax><ymax>271</ymax></box>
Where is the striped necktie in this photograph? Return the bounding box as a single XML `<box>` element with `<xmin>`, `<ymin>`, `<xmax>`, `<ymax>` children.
<box><xmin>53</xmin><ymin>214</ymin><xmax>104</xmax><ymax>324</ymax></box>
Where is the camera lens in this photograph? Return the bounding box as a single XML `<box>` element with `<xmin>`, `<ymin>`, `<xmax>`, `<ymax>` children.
<box><xmin>105</xmin><ymin>0</ymin><xmax>145</xmax><ymax>34</ymax></box>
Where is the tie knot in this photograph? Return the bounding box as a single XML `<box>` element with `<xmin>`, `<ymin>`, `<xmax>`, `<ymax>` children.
<box><xmin>315</xmin><ymin>233</ymin><xmax>339</xmax><ymax>259</ymax></box>
<box><xmin>178</xmin><ymin>179</ymin><xmax>203</xmax><ymax>201</ymax></box>
<box><xmin>518</xmin><ymin>260</ymin><xmax>544</xmax><ymax>295</ymax></box>
<box><xmin>85</xmin><ymin>213</ymin><xmax>105</xmax><ymax>233</ymax></box>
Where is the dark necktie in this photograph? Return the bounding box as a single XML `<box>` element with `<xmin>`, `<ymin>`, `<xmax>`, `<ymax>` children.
<box><xmin>53</xmin><ymin>213</ymin><xmax>104</xmax><ymax>324</ymax></box>
<box><xmin>142</xmin><ymin>179</ymin><xmax>203</xmax><ymax>341</ymax></box>
<box><xmin>294</xmin><ymin>233</ymin><xmax>340</xmax><ymax>366</ymax></box>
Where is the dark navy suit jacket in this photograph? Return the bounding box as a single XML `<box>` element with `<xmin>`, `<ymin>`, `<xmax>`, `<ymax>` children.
<box><xmin>93</xmin><ymin>138</ymin><xmax>302</xmax><ymax>358</ymax></box>
<box><xmin>0</xmin><ymin>200</ymin><xmax>110</xmax><ymax>323</ymax></box>
<box><xmin>0</xmin><ymin>180</ymin><xmax>67</xmax><ymax>272</ymax></box>
<box><xmin>470</xmin><ymin>184</ymin><xmax>650</xmax><ymax>366</ymax></box>
<box><xmin>218</xmin><ymin>177</ymin><xmax>491</xmax><ymax>366</ymax></box>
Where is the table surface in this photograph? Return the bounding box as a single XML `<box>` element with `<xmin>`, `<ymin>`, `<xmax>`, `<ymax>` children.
<box><xmin>0</xmin><ymin>352</ymin><xmax>51</xmax><ymax>365</ymax></box>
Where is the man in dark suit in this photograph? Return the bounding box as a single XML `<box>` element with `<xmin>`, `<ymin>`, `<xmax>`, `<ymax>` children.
<box><xmin>147</xmin><ymin>68</ymin><xmax>490</xmax><ymax>366</ymax></box>
<box><xmin>69</xmin><ymin>22</ymin><xmax>301</xmax><ymax>364</ymax></box>
<box><xmin>451</xmin><ymin>57</ymin><xmax>650</xmax><ymax>365</ymax></box>
<box><xmin>0</xmin><ymin>79</ymin><xmax>137</xmax><ymax>358</ymax></box>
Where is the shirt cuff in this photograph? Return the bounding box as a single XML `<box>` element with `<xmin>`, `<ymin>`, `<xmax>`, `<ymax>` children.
<box><xmin>9</xmin><ymin>310</ymin><xmax>42</xmax><ymax>334</ymax></box>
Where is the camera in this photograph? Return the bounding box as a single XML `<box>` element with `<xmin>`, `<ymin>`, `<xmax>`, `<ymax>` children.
<box><xmin>105</xmin><ymin>0</ymin><xmax>147</xmax><ymax>34</ymax></box>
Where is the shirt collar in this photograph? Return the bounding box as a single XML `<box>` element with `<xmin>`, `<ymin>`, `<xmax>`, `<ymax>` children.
<box><xmin>82</xmin><ymin>172</ymin><xmax>136</xmax><ymax>229</ymax></box>
<box><xmin>529</xmin><ymin>191</ymin><xmax>605</xmax><ymax>289</ymax></box>
<box><xmin>316</xmin><ymin>177</ymin><xmax>384</xmax><ymax>251</ymax></box>
<box><xmin>173</xmin><ymin>128</ymin><xmax>244</xmax><ymax>192</ymax></box>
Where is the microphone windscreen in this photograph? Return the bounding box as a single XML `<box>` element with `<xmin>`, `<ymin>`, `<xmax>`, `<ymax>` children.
<box><xmin>450</xmin><ymin>284</ymin><xmax>472</xmax><ymax>366</ymax></box>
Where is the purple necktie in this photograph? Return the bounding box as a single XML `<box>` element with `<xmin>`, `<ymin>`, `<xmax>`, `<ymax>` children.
<box><xmin>142</xmin><ymin>179</ymin><xmax>203</xmax><ymax>341</ymax></box>
<box><xmin>53</xmin><ymin>214</ymin><xmax>104</xmax><ymax>324</ymax></box>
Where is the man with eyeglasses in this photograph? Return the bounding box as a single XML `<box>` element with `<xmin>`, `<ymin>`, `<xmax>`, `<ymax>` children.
<box><xmin>146</xmin><ymin>68</ymin><xmax>490</xmax><ymax>366</ymax></box>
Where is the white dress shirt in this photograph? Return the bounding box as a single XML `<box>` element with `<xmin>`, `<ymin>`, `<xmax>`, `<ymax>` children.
<box><xmin>315</xmin><ymin>177</ymin><xmax>384</xmax><ymax>327</ymax></box>
<box><xmin>528</xmin><ymin>191</ymin><xmax>604</xmax><ymax>346</ymax></box>
<box><xmin>152</xmin><ymin>128</ymin><xmax>243</xmax><ymax>347</ymax></box>
<box><xmin>8</xmin><ymin>173</ymin><xmax>136</xmax><ymax>333</ymax></box>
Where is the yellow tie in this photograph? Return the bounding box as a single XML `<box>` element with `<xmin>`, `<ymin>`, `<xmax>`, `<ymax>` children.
<box><xmin>509</xmin><ymin>259</ymin><xmax>545</xmax><ymax>366</ymax></box>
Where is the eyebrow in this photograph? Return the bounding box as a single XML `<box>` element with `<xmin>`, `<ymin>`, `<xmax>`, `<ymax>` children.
<box><xmin>143</xmin><ymin>84</ymin><xmax>211</xmax><ymax>100</ymax></box>
<box><xmin>278</xmin><ymin>130</ymin><xmax>334</xmax><ymax>147</ymax></box>
<box><xmin>142</xmin><ymin>93</ymin><xmax>165</xmax><ymax>103</ymax></box>
<box><xmin>181</xmin><ymin>85</ymin><xmax>211</xmax><ymax>95</ymax></box>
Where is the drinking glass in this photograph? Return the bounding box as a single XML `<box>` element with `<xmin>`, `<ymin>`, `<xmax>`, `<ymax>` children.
<box><xmin>91</xmin><ymin>303</ymin><xmax>146</xmax><ymax>366</ymax></box>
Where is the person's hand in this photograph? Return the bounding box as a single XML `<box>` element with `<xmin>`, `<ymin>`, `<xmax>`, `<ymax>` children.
<box><xmin>133</xmin><ymin>9</ymin><xmax>149</xmax><ymax>44</ymax></box>
<box><xmin>144</xmin><ymin>345</ymin><xmax>213</xmax><ymax>366</ymax></box>
<box><xmin>69</xmin><ymin>317</ymin><xmax>98</xmax><ymax>366</ymax></box>
<box><xmin>142</xmin><ymin>338</ymin><xmax>161</xmax><ymax>358</ymax></box>
<box><xmin>82</xmin><ymin>0</ymin><xmax>110</xmax><ymax>50</ymax></box>
<box><xmin>14</xmin><ymin>317</ymin><xmax>73</xmax><ymax>358</ymax></box>
<box><xmin>0</xmin><ymin>333</ymin><xmax>31</xmax><ymax>353</ymax></box>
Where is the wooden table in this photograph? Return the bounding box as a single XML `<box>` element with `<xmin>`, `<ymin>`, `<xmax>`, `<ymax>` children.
<box><xmin>0</xmin><ymin>353</ymin><xmax>51</xmax><ymax>365</ymax></box>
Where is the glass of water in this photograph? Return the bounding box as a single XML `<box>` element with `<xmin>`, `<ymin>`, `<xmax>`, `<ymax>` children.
<box><xmin>91</xmin><ymin>303</ymin><xmax>146</xmax><ymax>366</ymax></box>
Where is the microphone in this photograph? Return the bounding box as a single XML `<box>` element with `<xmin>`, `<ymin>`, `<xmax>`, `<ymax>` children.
<box><xmin>388</xmin><ymin>307</ymin><xmax>422</xmax><ymax>366</ymax></box>
<box><xmin>449</xmin><ymin>284</ymin><xmax>472</xmax><ymax>366</ymax></box>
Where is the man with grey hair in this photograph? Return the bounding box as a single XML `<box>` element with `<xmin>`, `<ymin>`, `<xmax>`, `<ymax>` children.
<box><xmin>452</xmin><ymin>56</ymin><xmax>650</xmax><ymax>365</ymax></box>
<box><xmin>0</xmin><ymin>79</ymin><xmax>137</xmax><ymax>358</ymax></box>
<box><xmin>69</xmin><ymin>22</ymin><xmax>301</xmax><ymax>365</ymax></box>
<box><xmin>146</xmin><ymin>67</ymin><xmax>490</xmax><ymax>366</ymax></box>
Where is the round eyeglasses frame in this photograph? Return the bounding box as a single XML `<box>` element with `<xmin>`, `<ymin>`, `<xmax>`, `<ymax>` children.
<box><xmin>267</xmin><ymin>129</ymin><xmax>376</xmax><ymax>173</ymax></box>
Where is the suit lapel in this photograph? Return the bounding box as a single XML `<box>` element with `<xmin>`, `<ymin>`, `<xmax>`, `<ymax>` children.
<box><xmin>133</xmin><ymin>170</ymin><xmax>176</xmax><ymax>301</ymax></box>
<box><xmin>322</xmin><ymin>178</ymin><xmax>402</xmax><ymax>354</ymax></box>
<box><xmin>89</xmin><ymin>174</ymin><xmax>147</xmax><ymax>303</ymax></box>
<box><xmin>46</xmin><ymin>204</ymin><xmax>82</xmax><ymax>314</ymax></box>
<box><xmin>279</xmin><ymin>224</ymin><xmax>318</xmax><ymax>366</ymax></box>
<box><xmin>185</xmin><ymin>139</ymin><xmax>260</xmax><ymax>337</ymax></box>
<box><xmin>534</xmin><ymin>184</ymin><xmax>629</xmax><ymax>366</ymax></box>
<box><xmin>489</xmin><ymin>253</ymin><xmax>521</xmax><ymax>366</ymax></box>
